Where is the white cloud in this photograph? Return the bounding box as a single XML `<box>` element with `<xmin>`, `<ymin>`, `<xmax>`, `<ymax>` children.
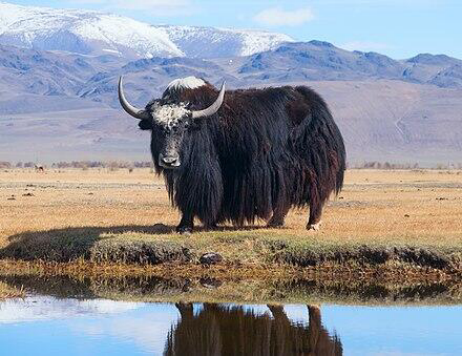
<box><xmin>340</xmin><ymin>41</ymin><xmax>394</xmax><ymax>52</ymax></box>
<box><xmin>0</xmin><ymin>296</ymin><xmax>143</xmax><ymax>324</ymax></box>
<box><xmin>253</xmin><ymin>7</ymin><xmax>314</xmax><ymax>27</ymax></box>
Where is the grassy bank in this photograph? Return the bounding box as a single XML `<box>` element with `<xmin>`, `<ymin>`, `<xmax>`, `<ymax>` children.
<box><xmin>1</xmin><ymin>227</ymin><xmax>461</xmax><ymax>274</ymax></box>
<box><xmin>1</xmin><ymin>168</ymin><xmax>462</xmax><ymax>276</ymax></box>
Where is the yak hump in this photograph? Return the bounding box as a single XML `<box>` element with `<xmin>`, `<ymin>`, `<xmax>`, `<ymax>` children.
<box><xmin>166</xmin><ymin>77</ymin><xmax>206</xmax><ymax>91</ymax></box>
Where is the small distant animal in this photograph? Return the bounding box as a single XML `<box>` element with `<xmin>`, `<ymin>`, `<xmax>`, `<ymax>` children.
<box><xmin>34</xmin><ymin>164</ymin><xmax>45</xmax><ymax>173</ymax></box>
<box><xmin>119</xmin><ymin>76</ymin><xmax>346</xmax><ymax>233</ymax></box>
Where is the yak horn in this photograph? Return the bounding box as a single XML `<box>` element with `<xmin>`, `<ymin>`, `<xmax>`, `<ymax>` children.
<box><xmin>191</xmin><ymin>82</ymin><xmax>226</xmax><ymax>119</ymax></box>
<box><xmin>118</xmin><ymin>76</ymin><xmax>150</xmax><ymax>120</ymax></box>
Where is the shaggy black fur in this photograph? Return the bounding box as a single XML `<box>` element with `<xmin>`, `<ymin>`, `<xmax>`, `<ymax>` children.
<box><xmin>165</xmin><ymin>303</ymin><xmax>343</xmax><ymax>355</ymax></box>
<box><xmin>139</xmin><ymin>81</ymin><xmax>346</xmax><ymax>232</ymax></box>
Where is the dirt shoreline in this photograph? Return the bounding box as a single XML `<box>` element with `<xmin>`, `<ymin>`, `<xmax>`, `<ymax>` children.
<box><xmin>2</xmin><ymin>238</ymin><xmax>461</xmax><ymax>301</ymax></box>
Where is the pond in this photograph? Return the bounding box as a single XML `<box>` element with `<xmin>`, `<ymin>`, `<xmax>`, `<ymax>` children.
<box><xmin>1</xmin><ymin>295</ymin><xmax>461</xmax><ymax>355</ymax></box>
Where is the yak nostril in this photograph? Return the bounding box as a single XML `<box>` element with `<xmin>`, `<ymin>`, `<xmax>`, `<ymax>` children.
<box><xmin>163</xmin><ymin>156</ymin><xmax>178</xmax><ymax>164</ymax></box>
<box><xmin>160</xmin><ymin>154</ymin><xmax>180</xmax><ymax>167</ymax></box>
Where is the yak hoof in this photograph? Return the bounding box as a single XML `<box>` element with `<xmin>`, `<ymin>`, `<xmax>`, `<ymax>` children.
<box><xmin>205</xmin><ymin>223</ymin><xmax>218</xmax><ymax>231</ymax></box>
<box><xmin>267</xmin><ymin>220</ymin><xmax>285</xmax><ymax>228</ymax></box>
<box><xmin>176</xmin><ymin>226</ymin><xmax>193</xmax><ymax>235</ymax></box>
<box><xmin>306</xmin><ymin>222</ymin><xmax>321</xmax><ymax>231</ymax></box>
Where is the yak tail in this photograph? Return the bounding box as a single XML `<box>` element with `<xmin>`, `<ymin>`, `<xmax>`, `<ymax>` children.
<box><xmin>293</xmin><ymin>86</ymin><xmax>346</xmax><ymax>203</ymax></box>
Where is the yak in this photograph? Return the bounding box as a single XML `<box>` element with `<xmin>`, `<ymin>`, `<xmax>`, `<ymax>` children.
<box><xmin>118</xmin><ymin>76</ymin><xmax>345</xmax><ymax>233</ymax></box>
<box><xmin>165</xmin><ymin>303</ymin><xmax>343</xmax><ymax>356</ymax></box>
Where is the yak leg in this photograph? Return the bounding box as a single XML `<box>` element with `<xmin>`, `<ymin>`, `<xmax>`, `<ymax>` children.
<box><xmin>308</xmin><ymin>304</ymin><xmax>321</xmax><ymax>322</ymax></box>
<box><xmin>205</xmin><ymin>222</ymin><xmax>218</xmax><ymax>231</ymax></box>
<box><xmin>176</xmin><ymin>212</ymin><xmax>194</xmax><ymax>234</ymax></box>
<box><xmin>307</xmin><ymin>199</ymin><xmax>323</xmax><ymax>231</ymax></box>
<box><xmin>268</xmin><ymin>305</ymin><xmax>293</xmax><ymax>355</ymax></box>
<box><xmin>267</xmin><ymin>305</ymin><xmax>290</xmax><ymax>324</ymax></box>
<box><xmin>267</xmin><ymin>204</ymin><xmax>290</xmax><ymax>228</ymax></box>
<box><xmin>307</xmin><ymin>305</ymin><xmax>322</xmax><ymax>351</ymax></box>
<box><xmin>176</xmin><ymin>302</ymin><xmax>194</xmax><ymax>319</ymax></box>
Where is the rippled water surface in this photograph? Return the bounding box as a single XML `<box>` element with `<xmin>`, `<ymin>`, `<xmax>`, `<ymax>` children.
<box><xmin>1</xmin><ymin>295</ymin><xmax>461</xmax><ymax>355</ymax></box>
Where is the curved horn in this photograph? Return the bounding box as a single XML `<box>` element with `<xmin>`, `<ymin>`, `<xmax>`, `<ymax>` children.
<box><xmin>118</xmin><ymin>76</ymin><xmax>150</xmax><ymax>120</ymax></box>
<box><xmin>191</xmin><ymin>82</ymin><xmax>226</xmax><ymax>119</ymax></box>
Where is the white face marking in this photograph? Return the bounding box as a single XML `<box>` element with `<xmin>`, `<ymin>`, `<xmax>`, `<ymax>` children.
<box><xmin>166</xmin><ymin>76</ymin><xmax>206</xmax><ymax>91</ymax></box>
<box><xmin>151</xmin><ymin>104</ymin><xmax>189</xmax><ymax>127</ymax></box>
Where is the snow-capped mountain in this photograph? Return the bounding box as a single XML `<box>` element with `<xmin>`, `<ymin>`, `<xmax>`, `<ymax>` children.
<box><xmin>161</xmin><ymin>25</ymin><xmax>294</xmax><ymax>58</ymax></box>
<box><xmin>0</xmin><ymin>2</ymin><xmax>293</xmax><ymax>59</ymax></box>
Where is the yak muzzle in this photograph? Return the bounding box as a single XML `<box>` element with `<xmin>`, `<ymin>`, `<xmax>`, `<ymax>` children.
<box><xmin>159</xmin><ymin>153</ymin><xmax>181</xmax><ymax>168</ymax></box>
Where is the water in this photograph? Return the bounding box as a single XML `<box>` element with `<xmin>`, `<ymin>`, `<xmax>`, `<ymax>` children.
<box><xmin>1</xmin><ymin>295</ymin><xmax>461</xmax><ymax>356</ymax></box>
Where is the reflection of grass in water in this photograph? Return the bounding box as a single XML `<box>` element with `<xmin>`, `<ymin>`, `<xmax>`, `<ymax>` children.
<box><xmin>0</xmin><ymin>281</ymin><xmax>24</xmax><ymax>299</ymax></box>
<box><xmin>79</xmin><ymin>275</ymin><xmax>462</xmax><ymax>306</ymax></box>
<box><xmin>1</xmin><ymin>273</ymin><xmax>462</xmax><ymax>306</ymax></box>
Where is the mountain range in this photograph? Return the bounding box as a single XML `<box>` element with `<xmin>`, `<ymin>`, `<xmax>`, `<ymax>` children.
<box><xmin>0</xmin><ymin>1</ymin><xmax>461</xmax><ymax>166</ymax></box>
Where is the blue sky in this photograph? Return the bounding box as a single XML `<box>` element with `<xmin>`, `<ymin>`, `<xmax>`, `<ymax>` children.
<box><xmin>6</xmin><ymin>0</ymin><xmax>462</xmax><ymax>59</ymax></box>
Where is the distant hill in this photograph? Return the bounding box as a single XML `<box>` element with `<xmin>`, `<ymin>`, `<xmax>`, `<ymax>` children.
<box><xmin>238</xmin><ymin>41</ymin><xmax>462</xmax><ymax>89</ymax></box>
<box><xmin>0</xmin><ymin>2</ymin><xmax>461</xmax><ymax>166</ymax></box>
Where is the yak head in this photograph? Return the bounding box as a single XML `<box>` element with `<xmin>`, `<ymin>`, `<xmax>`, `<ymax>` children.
<box><xmin>118</xmin><ymin>76</ymin><xmax>225</xmax><ymax>169</ymax></box>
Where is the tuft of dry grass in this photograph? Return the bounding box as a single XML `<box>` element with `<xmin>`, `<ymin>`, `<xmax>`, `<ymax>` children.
<box><xmin>0</xmin><ymin>281</ymin><xmax>25</xmax><ymax>299</ymax></box>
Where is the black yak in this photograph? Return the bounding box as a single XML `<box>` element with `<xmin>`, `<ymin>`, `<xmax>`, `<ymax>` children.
<box><xmin>119</xmin><ymin>76</ymin><xmax>345</xmax><ymax>233</ymax></box>
<box><xmin>164</xmin><ymin>303</ymin><xmax>343</xmax><ymax>355</ymax></box>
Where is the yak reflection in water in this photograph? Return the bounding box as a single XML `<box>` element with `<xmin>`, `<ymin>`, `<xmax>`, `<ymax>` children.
<box><xmin>165</xmin><ymin>303</ymin><xmax>342</xmax><ymax>356</ymax></box>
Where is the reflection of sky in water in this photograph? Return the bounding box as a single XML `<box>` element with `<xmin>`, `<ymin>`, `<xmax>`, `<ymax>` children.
<box><xmin>322</xmin><ymin>305</ymin><xmax>462</xmax><ymax>356</ymax></box>
<box><xmin>0</xmin><ymin>297</ymin><xmax>461</xmax><ymax>356</ymax></box>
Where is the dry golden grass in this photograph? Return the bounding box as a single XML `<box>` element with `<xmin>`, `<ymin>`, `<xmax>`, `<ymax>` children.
<box><xmin>0</xmin><ymin>281</ymin><xmax>24</xmax><ymax>299</ymax></box>
<box><xmin>0</xmin><ymin>167</ymin><xmax>461</xmax><ymax>276</ymax></box>
<box><xmin>1</xmin><ymin>168</ymin><xmax>461</xmax><ymax>248</ymax></box>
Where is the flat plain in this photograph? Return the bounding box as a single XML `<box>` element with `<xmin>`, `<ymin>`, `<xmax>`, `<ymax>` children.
<box><xmin>0</xmin><ymin>168</ymin><xmax>461</xmax><ymax>275</ymax></box>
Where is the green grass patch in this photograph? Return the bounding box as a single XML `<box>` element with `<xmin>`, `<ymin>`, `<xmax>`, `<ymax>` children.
<box><xmin>1</xmin><ymin>226</ymin><xmax>461</xmax><ymax>273</ymax></box>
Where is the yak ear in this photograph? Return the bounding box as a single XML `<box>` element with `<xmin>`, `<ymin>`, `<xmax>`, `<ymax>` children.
<box><xmin>138</xmin><ymin>120</ymin><xmax>153</xmax><ymax>130</ymax></box>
